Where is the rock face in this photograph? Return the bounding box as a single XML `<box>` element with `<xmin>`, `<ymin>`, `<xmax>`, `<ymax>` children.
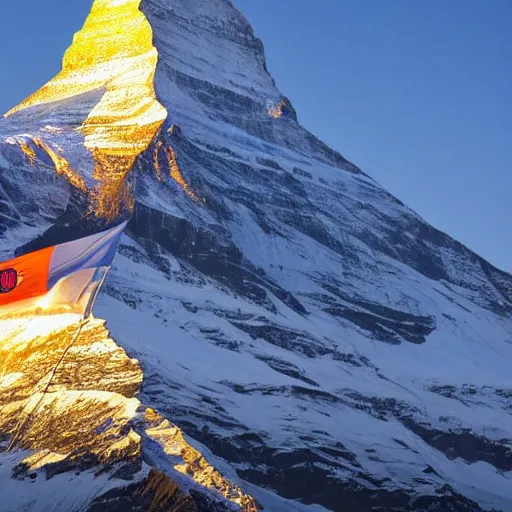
<box><xmin>0</xmin><ymin>312</ymin><xmax>259</xmax><ymax>511</ymax></box>
<box><xmin>1</xmin><ymin>1</ymin><xmax>512</xmax><ymax>511</ymax></box>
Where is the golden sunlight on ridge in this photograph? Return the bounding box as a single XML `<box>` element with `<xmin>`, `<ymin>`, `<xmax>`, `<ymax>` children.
<box><xmin>0</xmin><ymin>313</ymin><xmax>259</xmax><ymax>511</ymax></box>
<box><xmin>5</xmin><ymin>0</ymin><xmax>168</xmax><ymax>219</ymax></box>
<box><xmin>153</xmin><ymin>141</ymin><xmax>199</xmax><ymax>201</ymax></box>
<box><xmin>28</xmin><ymin>137</ymin><xmax>87</xmax><ymax>192</ymax></box>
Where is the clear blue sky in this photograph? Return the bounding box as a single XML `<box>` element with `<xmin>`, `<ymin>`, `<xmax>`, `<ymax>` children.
<box><xmin>0</xmin><ymin>1</ymin><xmax>510</xmax><ymax>272</ymax></box>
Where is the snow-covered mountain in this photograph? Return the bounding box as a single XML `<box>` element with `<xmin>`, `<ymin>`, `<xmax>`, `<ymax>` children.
<box><xmin>1</xmin><ymin>1</ymin><xmax>511</xmax><ymax>511</ymax></box>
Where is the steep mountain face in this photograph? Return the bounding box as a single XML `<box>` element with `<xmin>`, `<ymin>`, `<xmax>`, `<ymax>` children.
<box><xmin>0</xmin><ymin>313</ymin><xmax>259</xmax><ymax>511</ymax></box>
<box><xmin>1</xmin><ymin>1</ymin><xmax>511</xmax><ymax>511</ymax></box>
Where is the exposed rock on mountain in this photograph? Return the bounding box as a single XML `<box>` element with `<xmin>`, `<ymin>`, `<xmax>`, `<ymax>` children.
<box><xmin>0</xmin><ymin>312</ymin><xmax>258</xmax><ymax>511</ymax></box>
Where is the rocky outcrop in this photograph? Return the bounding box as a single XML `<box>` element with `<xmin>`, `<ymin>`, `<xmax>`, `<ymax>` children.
<box><xmin>0</xmin><ymin>312</ymin><xmax>259</xmax><ymax>511</ymax></box>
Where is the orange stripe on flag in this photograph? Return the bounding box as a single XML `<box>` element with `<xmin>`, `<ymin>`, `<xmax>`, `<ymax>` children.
<box><xmin>0</xmin><ymin>246</ymin><xmax>55</xmax><ymax>307</ymax></box>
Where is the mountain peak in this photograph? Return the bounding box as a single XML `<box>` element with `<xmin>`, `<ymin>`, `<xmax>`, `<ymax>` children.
<box><xmin>0</xmin><ymin>1</ymin><xmax>511</xmax><ymax>511</ymax></box>
<box><xmin>3</xmin><ymin>0</ymin><xmax>356</xmax><ymax>223</ymax></box>
<box><xmin>5</xmin><ymin>0</ymin><xmax>167</xmax><ymax>219</ymax></box>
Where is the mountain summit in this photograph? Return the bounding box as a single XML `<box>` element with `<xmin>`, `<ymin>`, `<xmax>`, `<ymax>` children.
<box><xmin>1</xmin><ymin>1</ymin><xmax>511</xmax><ymax>511</ymax></box>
